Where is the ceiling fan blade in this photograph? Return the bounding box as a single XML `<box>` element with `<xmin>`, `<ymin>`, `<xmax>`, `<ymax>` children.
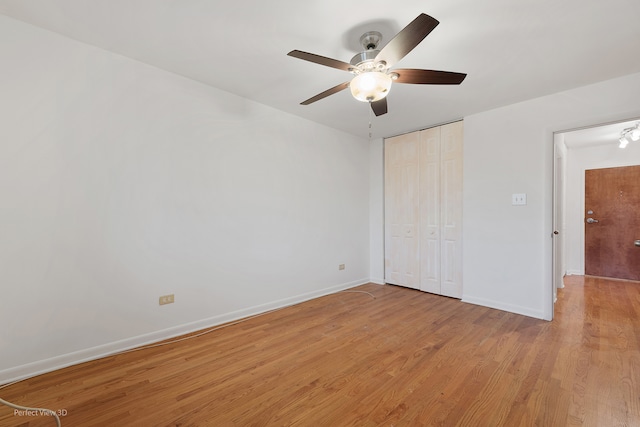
<box><xmin>288</xmin><ymin>50</ymin><xmax>354</xmax><ymax>72</ymax></box>
<box><xmin>375</xmin><ymin>13</ymin><xmax>439</xmax><ymax>68</ymax></box>
<box><xmin>371</xmin><ymin>98</ymin><xmax>388</xmax><ymax>116</ymax></box>
<box><xmin>300</xmin><ymin>81</ymin><xmax>350</xmax><ymax>105</ymax></box>
<box><xmin>392</xmin><ymin>69</ymin><xmax>467</xmax><ymax>85</ymax></box>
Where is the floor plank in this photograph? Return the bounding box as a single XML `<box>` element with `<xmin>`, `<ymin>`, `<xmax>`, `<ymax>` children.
<box><xmin>1</xmin><ymin>276</ymin><xmax>639</xmax><ymax>426</ymax></box>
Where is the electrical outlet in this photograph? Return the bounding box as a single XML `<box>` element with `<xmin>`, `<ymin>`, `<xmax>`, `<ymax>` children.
<box><xmin>159</xmin><ymin>294</ymin><xmax>175</xmax><ymax>305</ymax></box>
<box><xmin>339</xmin><ymin>264</ymin><xmax>345</xmax><ymax>270</ymax></box>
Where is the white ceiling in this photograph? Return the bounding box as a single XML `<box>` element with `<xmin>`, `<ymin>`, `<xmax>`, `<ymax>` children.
<box><xmin>1</xmin><ymin>0</ymin><xmax>640</xmax><ymax>140</ymax></box>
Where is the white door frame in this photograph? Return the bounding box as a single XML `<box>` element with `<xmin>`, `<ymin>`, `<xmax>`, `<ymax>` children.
<box><xmin>552</xmin><ymin>134</ymin><xmax>567</xmax><ymax>318</ymax></box>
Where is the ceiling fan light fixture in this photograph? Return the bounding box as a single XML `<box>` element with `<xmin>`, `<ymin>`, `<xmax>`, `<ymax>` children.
<box><xmin>350</xmin><ymin>71</ymin><xmax>392</xmax><ymax>102</ymax></box>
<box><xmin>630</xmin><ymin>125</ymin><xmax>640</xmax><ymax>141</ymax></box>
<box><xmin>288</xmin><ymin>13</ymin><xmax>466</xmax><ymax>116</ymax></box>
<box><xmin>619</xmin><ymin>136</ymin><xmax>629</xmax><ymax>148</ymax></box>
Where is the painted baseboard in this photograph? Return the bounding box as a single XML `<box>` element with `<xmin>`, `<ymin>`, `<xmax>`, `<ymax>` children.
<box><xmin>0</xmin><ymin>278</ymin><xmax>369</xmax><ymax>385</ymax></box>
<box><xmin>566</xmin><ymin>269</ymin><xmax>584</xmax><ymax>276</ymax></box>
<box><xmin>462</xmin><ymin>295</ymin><xmax>546</xmax><ymax>320</ymax></box>
<box><xmin>368</xmin><ymin>277</ymin><xmax>385</xmax><ymax>285</ymax></box>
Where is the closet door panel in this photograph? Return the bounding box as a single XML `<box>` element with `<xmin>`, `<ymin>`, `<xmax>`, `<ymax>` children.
<box><xmin>385</xmin><ymin>133</ymin><xmax>420</xmax><ymax>289</ymax></box>
<box><xmin>385</xmin><ymin>137</ymin><xmax>403</xmax><ymax>285</ymax></box>
<box><xmin>439</xmin><ymin>121</ymin><xmax>463</xmax><ymax>298</ymax></box>
<box><xmin>420</xmin><ymin>127</ymin><xmax>441</xmax><ymax>294</ymax></box>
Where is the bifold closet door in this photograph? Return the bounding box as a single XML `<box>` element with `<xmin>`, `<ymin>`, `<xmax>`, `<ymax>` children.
<box><xmin>418</xmin><ymin>122</ymin><xmax>463</xmax><ymax>297</ymax></box>
<box><xmin>385</xmin><ymin>121</ymin><xmax>463</xmax><ymax>298</ymax></box>
<box><xmin>384</xmin><ymin>131</ymin><xmax>420</xmax><ymax>289</ymax></box>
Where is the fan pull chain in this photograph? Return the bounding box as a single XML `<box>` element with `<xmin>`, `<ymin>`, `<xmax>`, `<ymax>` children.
<box><xmin>368</xmin><ymin>102</ymin><xmax>373</xmax><ymax>142</ymax></box>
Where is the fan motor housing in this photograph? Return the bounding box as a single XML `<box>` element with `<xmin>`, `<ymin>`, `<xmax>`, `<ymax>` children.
<box><xmin>350</xmin><ymin>31</ymin><xmax>385</xmax><ymax>70</ymax></box>
<box><xmin>350</xmin><ymin>50</ymin><xmax>379</xmax><ymax>67</ymax></box>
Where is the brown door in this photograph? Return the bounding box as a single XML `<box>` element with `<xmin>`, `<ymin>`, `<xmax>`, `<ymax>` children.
<box><xmin>585</xmin><ymin>165</ymin><xmax>640</xmax><ymax>281</ymax></box>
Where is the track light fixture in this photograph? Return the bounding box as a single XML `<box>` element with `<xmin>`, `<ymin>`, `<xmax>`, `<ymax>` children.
<box><xmin>618</xmin><ymin>123</ymin><xmax>640</xmax><ymax>148</ymax></box>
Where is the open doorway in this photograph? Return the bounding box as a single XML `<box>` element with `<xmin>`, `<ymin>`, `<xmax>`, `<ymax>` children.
<box><xmin>553</xmin><ymin>118</ymin><xmax>640</xmax><ymax>313</ymax></box>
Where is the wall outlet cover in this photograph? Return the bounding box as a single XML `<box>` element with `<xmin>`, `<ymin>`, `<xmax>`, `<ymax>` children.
<box><xmin>159</xmin><ymin>294</ymin><xmax>175</xmax><ymax>305</ymax></box>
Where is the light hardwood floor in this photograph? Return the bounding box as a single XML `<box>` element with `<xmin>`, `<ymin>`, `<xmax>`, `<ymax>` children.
<box><xmin>1</xmin><ymin>275</ymin><xmax>639</xmax><ymax>426</ymax></box>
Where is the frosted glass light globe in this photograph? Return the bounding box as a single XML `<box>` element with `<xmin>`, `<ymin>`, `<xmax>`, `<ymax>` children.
<box><xmin>350</xmin><ymin>72</ymin><xmax>392</xmax><ymax>102</ymax></box>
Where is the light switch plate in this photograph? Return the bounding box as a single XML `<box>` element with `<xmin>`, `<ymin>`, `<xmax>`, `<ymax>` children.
<box><xmin>512</xmin><ymin>193</ymin><xmax>527</xmax><ymax>205</ymax></box>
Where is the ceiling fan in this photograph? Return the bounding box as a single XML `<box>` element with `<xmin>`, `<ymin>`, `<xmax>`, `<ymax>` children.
<box><xmin>288</xmin><ymin>13</ymin><xmax>467</xmax><ymax>117</ymax></box>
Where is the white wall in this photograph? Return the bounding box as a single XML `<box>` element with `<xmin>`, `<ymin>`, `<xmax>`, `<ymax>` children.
<box><xmin>462</xmin><ymin>73</ymin><xmax>640</xmax><ymax>320</ymax></box>
<box><xmin>565</xmin><ymin>141</ymin><xmax>640</xmax><ymax>275</ymax></box>
<box><xmin>368</xmin><ymin>138</ymin><xmax>384</xmax><ymax>284</ymax></box>
<box><xmin>0</xmin><ymin>16</ymin><xmax>371</xmax><ymax>382</ymax></box>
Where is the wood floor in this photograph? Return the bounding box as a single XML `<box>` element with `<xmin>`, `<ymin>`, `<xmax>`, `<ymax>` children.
<box><xmin>1</xmin><ymin>275</ymin><xmax>639</xmax><ymax>426</ymax></box>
